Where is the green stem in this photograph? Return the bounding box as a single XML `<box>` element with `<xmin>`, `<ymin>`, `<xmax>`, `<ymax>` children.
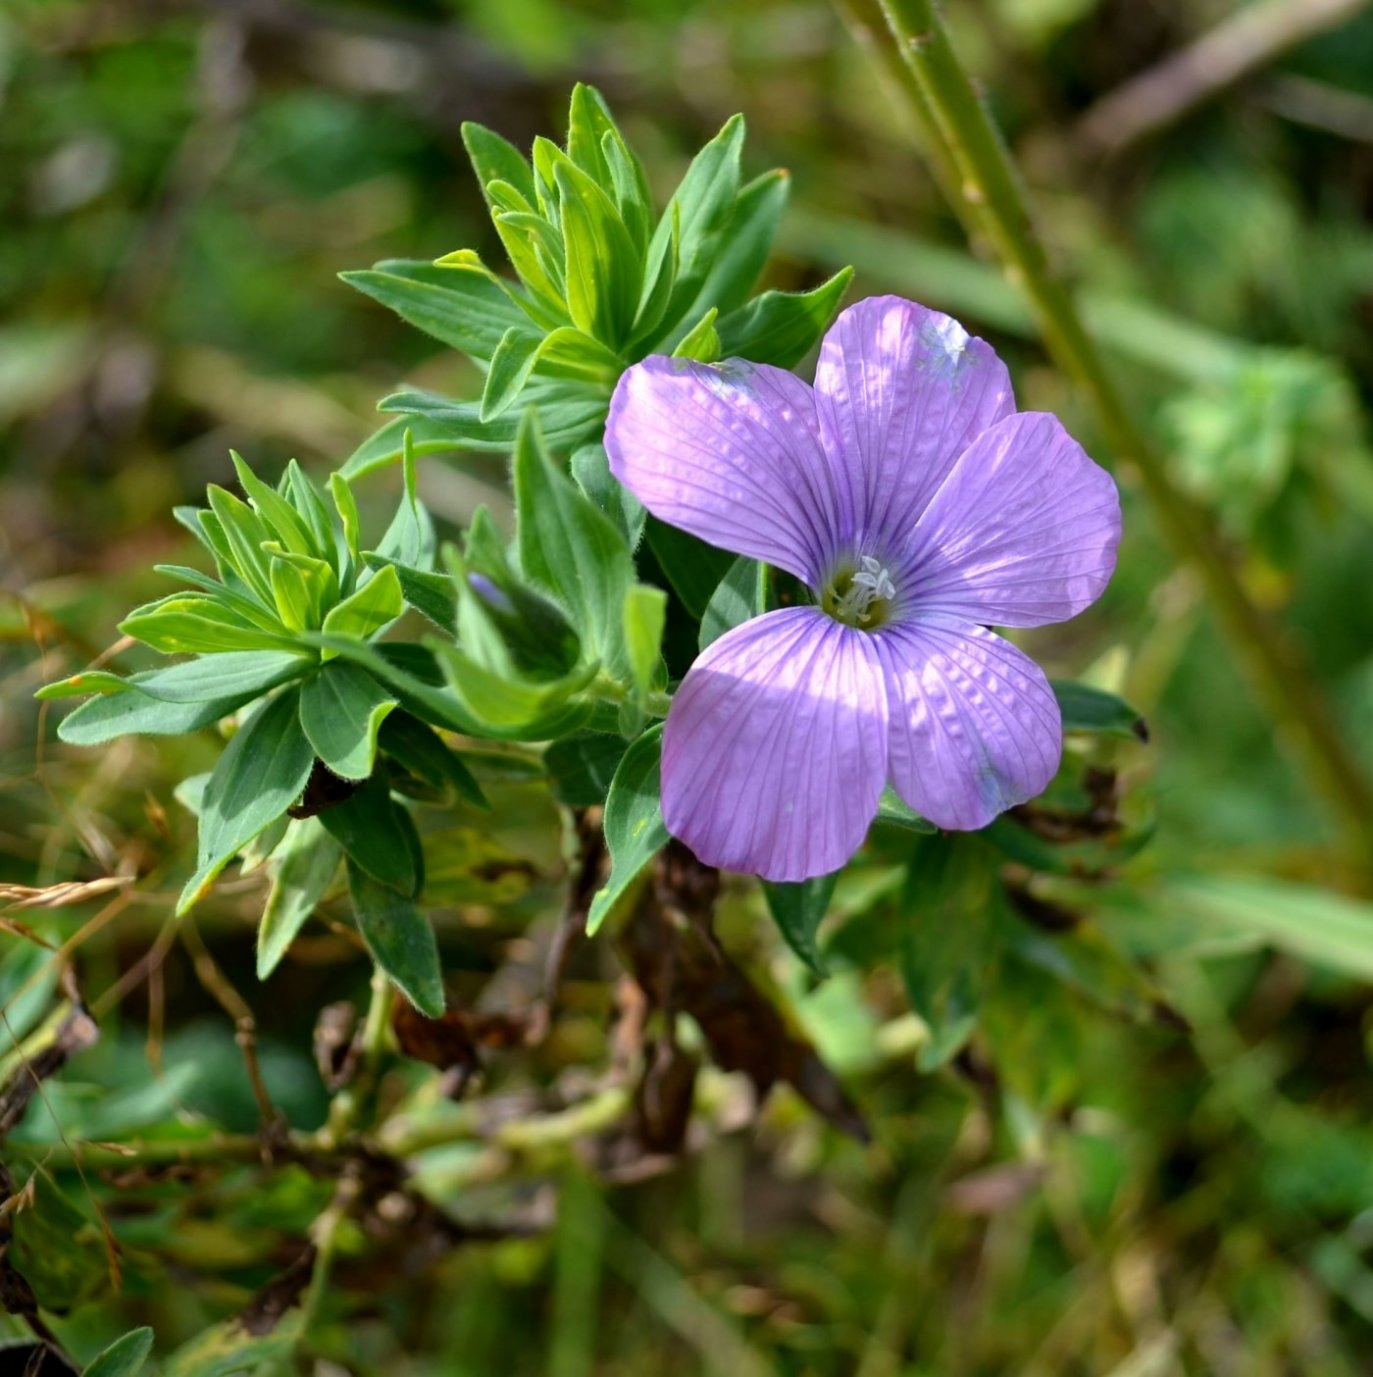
<box><xmin>590</xmin><ymin>672</ymin><xmax>672</xmax><ymax>720</ymax></box>
<box><xmin>320</xmin><ymin>966</ymin><xmax>395</xmax><ymax>1147</ymax></box>
<box><xmin>866</xmin><ymin>0</ymin><xmax>1373</xmax><ymax>858</ymax></box>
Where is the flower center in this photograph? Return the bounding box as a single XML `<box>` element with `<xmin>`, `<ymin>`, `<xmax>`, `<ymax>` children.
<box><xmin>820</xmin><ymin>556</ymin><xmax>897</xmax><ymax>629</ymax></box>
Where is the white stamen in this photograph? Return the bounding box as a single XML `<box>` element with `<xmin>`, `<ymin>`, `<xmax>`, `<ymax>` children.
<box><xmin>836</xmin><ymin>556</ymin><xmax>896</xmax><ymax>622</ymax></box>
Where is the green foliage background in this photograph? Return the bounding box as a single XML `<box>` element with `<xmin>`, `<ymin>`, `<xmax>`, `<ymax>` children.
<box><xmin>4</xmin><ymin>0</ymin><xmax>1373</xmax><ymax>1372</ymax></box>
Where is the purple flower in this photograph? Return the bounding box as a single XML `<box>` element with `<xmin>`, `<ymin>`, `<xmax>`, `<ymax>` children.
<box><xmin>605</xmin><ymin>296</ymin><xmax>1121</xmax><ymax>882</ymax></box>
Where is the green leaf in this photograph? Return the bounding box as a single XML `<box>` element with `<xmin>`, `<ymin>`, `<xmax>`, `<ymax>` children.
<box><xmin>642</xmin><ymin>114</ymin><xmax>746</xmax><ymax>339</ymax></box>
<box><xmin>378</xmin><ymin>384</ymin><xmax>608</xmax><ymax>457</ymax></box>
<box><xmin>378</xmin><ymin>712</ymin><xmax>488</xmax><ymax>810</ymax></box>
<box><xmin>341</xmin><ymin>259</ymin><xmax>523</xmax><ymax>359</ymax></box>
<box><xmin>462</xmin><ymin>119</ymin><xmax>537</xmax><ymax>208</ymax></box>
<box><xmin>362</xmin><ymin>431</ymin><xmax>434</xmax><ymax>576</ymax></box>
<box><xmin>571</xmin><ymin>443</ymin><xmax>645</xmax><ymax>548</ymax></box>
<box><xmin>556</xmin><ymin>158</ymin><xmax>641</xmax><ymax>349</ymax></box>
<box><xmin>874</xmin><ymin>787</ymin><xmax>937</xmax><ymax>834</ymax></box>
<box><xmin>899</xmin><ymin>835</ymin><xmax>1001</xmax><ymax>1071</ymax></box>
<box><xmin>691</xmin><ymin>168</ymin><xmax>789</xmax><ymax>315</ymax></box>
<box><xmin>163</xmin><ymin>1314</ymin><xmax>303</xmax><ymax>1377</ymax></box>
<box><xmin>671</xmin><ymin>307</ymin><xmax>721</xmax><ymax>363</ymax></box>
<box><xmin>340</xmin><ymin>413</ymin><xmax>467</xmax><ymax>480</ymax></box>
<box><xmin>715</xmin><ymin>267</ymin><xmax>853</xmax><ymax>368</ymax></box>
<box><xmin>83</xmin><ymin>1326</ymin><xmax>155</xmax><ymax>1377</ymax></box>
<box><xmin>56</xmin><ymin>686</ymin><xmax>249</xmax><ymax>745</ymax></box>
<box><xmin>299</xmin><ymin>662</ymin><xmax>398</xmax><ymax>780</ymax></box>
<box><xmin>10</xmin><ymin>1168</ymin><xmax>108</xmax><ymax>1310</ymax></box>
<box><xmin>58</xmin><ymin>651</ymin><xmax>305</xmax><ymax>705</ymax></box>
<box><xmin>587</xmin><ymin>726</ymin><xmax>669</xmax><ymax>934</ymax></box>
<box><xmin>544</xmin><ymin>732</ymin><xmax>629</xmax><ymax>808</ymax></box>
<box><xmin>178</xmin><ymin>688</ymin><xmax>315</xmax><ymax>915</ymax></box>
<box><xmin>623</xmin><ymin>584</ymin><xmax>666</xmax><ymax>701</ymax></box>
<box><xmin>348</xmin><ymin>861</ymin><xmax>444</xmax><ymax>1018</ymax></box>
<box><xmin>430</xmin><ymin>638</ymin><xmax>596</xmax><ymax>737</ymax></box>
<box><xmin>536</xmin><ymin>326</ymin><xmax>624</xmax><ymax>383</ymax></box>
<box><xmin>257</xmin><ymin>818</ymin><xmax>342</xmax><ymax>978</ymax></box>
<box><xmin>364</xmin><ymin>553</ymin><xmax>455</xmax><ymax>634</ymax></box>
<box><xmin>320</xmin><ymin>563</ymin><xmax>403</xmax><ymax>654</ymax></box>
<box><xmin>514</xmin><ymin>410</ymin><xmax>634</xmax><ymax>674</ymax></box>
<box><xmin>205</xmin><ymin>485</ymin><xmax>276</xmax><ymax>605</ymax></box>
<box><xmin>120</xmin><ymin>594</ymin><xmax>295</xmax><ymax>655</ymax></box>
<box><xmin>297</xmin><ymin>634</ymin><xmax>481</xmax><ymax>737</ymax></box>
<box><xmin>1160</xmin><ymin>874</ymin><xmax>1373</xmax><ymax>980</ymax></box>
<box><xmin>480</xmin><ymin>325</ymin><xmax>545</xmax><ymax>422</ymax></box>
<box><xmin>643</xmin><ymin>516</ymin><xmax>735</xmax><ymax>620</ymax></box>
<box><xmin>763</xmin><ymin>872</ymin><xmax>837</xmax><ymax>976</ymax></box>
<box><xmin>1006</xmin><ymin>921</ymin><xmax>1163</xmax><ymax>1025</ymax></box>
<box><xmin>319</xmin><ymin>773</ymin><xmax>418</xmax><ymax>896</ymax></box>
<box><xmin>229</xmin><ymin>452</ymin><xmax>316</xmax><ymax>557</ymax></box>
<box><xmin>700</xmin><ymin>555</ymin><xmax>766</xmax><ymax>651</ymax></box>
<box><xmin>1051</xmin><ymin>680</ymin><xmax>1149</xmax><ymax>741</ymax></box>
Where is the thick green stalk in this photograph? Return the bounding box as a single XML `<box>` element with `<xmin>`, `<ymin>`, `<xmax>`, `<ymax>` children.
<box><xmin>865</xmin><ymin>0</ymin><xmax>1373</xmax><ymax>857</ymax></box>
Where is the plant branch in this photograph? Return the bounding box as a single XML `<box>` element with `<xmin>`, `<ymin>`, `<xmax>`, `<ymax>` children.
<box><xmin>1076</xmin><ymin>0</ymin><xmax>1371</xmax><ymax>158</ymax></box>
<box><xmin>861</xmin><ymin>0</ymin><xmax>1373</xmax><ymax>860</ymax></box>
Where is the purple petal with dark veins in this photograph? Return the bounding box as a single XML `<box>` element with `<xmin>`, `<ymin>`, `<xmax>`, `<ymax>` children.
<box><xmin>661</xmin><ymin>607</ymin><xmax>889</xmax><ymax>881</ymax></box>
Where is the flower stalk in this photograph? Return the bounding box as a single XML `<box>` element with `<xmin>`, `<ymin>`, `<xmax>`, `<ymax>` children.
<box><xmin>861</xmin><ymin>0</ymin><xmax>1373</xmax><ymax>858</ymax></box>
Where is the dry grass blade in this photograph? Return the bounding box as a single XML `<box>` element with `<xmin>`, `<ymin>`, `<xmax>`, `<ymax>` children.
<box><xmin>0</xmin><ymin>877</ymin><xmax>131</xmax><ymax>912</ymax></box>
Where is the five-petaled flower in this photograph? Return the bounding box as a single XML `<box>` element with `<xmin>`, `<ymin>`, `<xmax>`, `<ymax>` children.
<box><xmin>605</xmin><ymin>295</ymin><xmax>1121</xmax><ymax>882</ymax></box>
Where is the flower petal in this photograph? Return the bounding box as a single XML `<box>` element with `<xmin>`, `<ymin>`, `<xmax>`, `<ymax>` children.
<box><xmin>876</xmin><ymin>619</ymin><xmax>1061</xmax><ymax>831</ymax></box>
<box><xmin>661</xmin><ymin>607</ymin><xmax>888</xmax><ymax>881</ymax></box>
<box><xmin>813</xmin><ymin>295</ymin><xmax>1014</xmax><ymax>550</ymax></box>
<box><xmin>904</xmin><ymin>411</ymin><xmax>1120</xmax><ymax>626</ymax></box>
<box><xmin>605</xmin><ymin>356</ymin><xmax>841</xmax><ymax>583</ymax></box>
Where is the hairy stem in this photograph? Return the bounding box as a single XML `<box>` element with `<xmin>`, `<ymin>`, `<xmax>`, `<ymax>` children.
<box><xmin>863</xmin><ymin>0</ymin><xmax>1373</xmax><ymax>859</ymax></box>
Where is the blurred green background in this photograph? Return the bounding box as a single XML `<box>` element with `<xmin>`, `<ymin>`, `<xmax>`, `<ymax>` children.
<box><xmin>4</xmin><ymin>0</ymin><xmax>1373</xmax><ymax>1372</ymax></box>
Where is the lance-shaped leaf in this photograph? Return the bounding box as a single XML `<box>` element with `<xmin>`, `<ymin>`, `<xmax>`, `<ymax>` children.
<box><xmin>571</xmin><ymin>443</ymin><xmax>646</xmax><ymax>549</ymax></box>
<box><xmin>639</xmin><ymin>114</ymin><xmax>745</xmax><ymax>339</ymax></box>
<box><xmin>690</xmin><ymin>168</ymin><xmax>789</xmax><ymax>316</ymax></box>
<box><xmin>341</xmin><ymin>259</ymin><xmax>524</xmax><ymax>359</ymax></box>
<box><xmin>319</xmin><ymin>563</ymin><xmax>403</xmax><ymax>657</ymax></box>
<box><xmin>319</xmin><ymin>773</ymin><xmax>419</xmax><ymax>896</ymax></box>
<box><xmin>82</xmin><ymin>1326</ymin><xmax>155</xmax><ymax>1377</ymax></box>
<box><xmin>1052</xmin><ymin>680</ymin><xmax>1149</xmax><ymax>741</ymax></box>
<box><xmin>178</xmin><ymin>688</ymin><xmax>315</xmax><ymax>915</ymax></box>
<box><xmin>462</xmin><ymin>119</ymin><xmax>537</xmax><ymax>208</ymax></box>
<box><xmin>364</xmin><ymin>554</ymin><xmax>455</xmax><ymax>634</ymax></box>
<box><xmin>544</xmin><ymin>731</ymin><xmax>629</xmax><ymax>808</ymax></box>
<box><xmin>556</xmin><ymin>158</ymin><xmax>641</xmax><ymax>349</ymax></box>
<box><xmin>348</xmin><ymin>861</ymin><xmax>444</xmax><ymax>1018</ymax></box>
<box><xmin>256</xmin><ymin>818</ymin><xmax>342</xmax><ymax>979</ymax></box>
<box><xmin>205</xmin><ymin>486</ymin><xmax>277</xmax><ymax>605</ymax></box>
<box><xmin>299</xmin><ymin>662</ymin><xmax>398</xmax><ymax>780</ymax></box>
<box><xmin>623</xmin><ymin>583</ymin><xmax>666</xmax><ymax>703</ymax></box>
<box><xmin>700</xmin><ymin>555</ymin><xmax>767</xmax><ymax>651</ymax></box>
<box><xmin>429</xmin><ymin>638</ymin><xmax>596</xmax><ymax>738</ymax></box>
<box><xmin>379</xmin><ymin>712</ymin><xmax>488</xmax><ymax>810</ymax></box>
<box><xmin>55</xmin><ymin>685</ymin><xmax>251</xmax><ymax>745</ymax></box>
<box><xmin>377</xmin><ymin>384</ymin><xmax>608</xmax><ymax>457</ymax></box>
<box><xmin>480</xmin><ymin>325</ymin><xmax>544</xmax><ymax>422</ymax></box>
<box><xmin>671</xmin><ymin>307</ymin><xmax>721</xmax><ymax>363</ymax></box>
<box><xmin>341</xmin><ymin>414</ymin><xmax>465</xmax><ymax>480</ymax></box>
<box><xmin>587</xmin><ymin>725</ymin><xmax>669</xmax><ymax>934</ymax></box>
<box><xmin>230</xmin><ymin>452</ymin><xmax>317</xmax><ymax>558</ymax></box>
<box><xmin>514</xmin><ymin>409</ymin><xmax>633</xmax><ymax>676</ymax></box>
<box><xmin>763</xmin><ymin>871</ymin><xmax>838</xmax><ymax>976</ymax></box>
<box><xmin>267</xmin><ymin>545</ymin><xmax>337</xmax><ymax>630</ymax></box>
<box><xmin>715</xmin><ymin>267</ymin><xmax>854</xmax><ymax>369</ymax></box>
<box><xmin>39</xmin><ymin>650</ymin><xmax>305</xmax><ymax>705</ymax></box>
<box><xmin>120</xmin><ymin>594</ymin><xmax>296</xmax><ymax>655</ymax></box>
<box><xmin>899</xmin><ymin>835</ymin><xmax>1001</xmax><ymax>1071</ymax></box>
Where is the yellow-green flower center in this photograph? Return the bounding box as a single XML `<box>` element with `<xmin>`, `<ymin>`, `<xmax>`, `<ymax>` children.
<box><xmin>821</xmin><ymin>556</ymin><xmax>897</xmax><ymax>630</ymax></box>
